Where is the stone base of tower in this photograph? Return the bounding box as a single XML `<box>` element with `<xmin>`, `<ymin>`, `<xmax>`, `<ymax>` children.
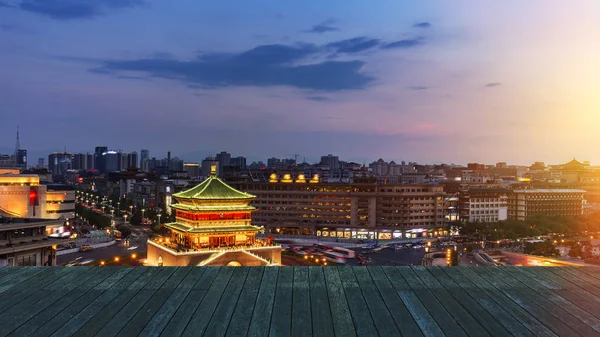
<box><xmin>147</xmin><ymin>240</ymin><xmax>282</xmax><ymax>266</ymax></box>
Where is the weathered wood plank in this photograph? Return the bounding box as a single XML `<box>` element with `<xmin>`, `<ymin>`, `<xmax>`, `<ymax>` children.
<box><xmin>366</xmin><ymin>266</ymin><xmax>423</xmax><ymax>337</ymax></box>
<box><xmin>202</xmin><ymin>267</ymin><xmax>251</xmax><ymax>337</ymax></box>
<box><xmin>291</xmin><ymin>266</ymin><xmax>312</xmax><ymax>337</ymax></box>
<box><xmin>440</xmin><ymin>267</ymin><xmax>537</xmax><ymax>337</ymax></box>
<box><xmin>269</xmin><ymin>266</ymin><xmax>294</xmax><ymax>337</ymax></box>
<box><xmin>159</xmin><ymin>267</ymin><xmax>221</xmax><ymax>337</ymax></box>
<box><xmin>395</xmin><ymin>267</ymin><xmax>467</xmax><ymax>337</ymax></box>
<box><xmin>456</xmin><ymin>267</ymin><xmax>557</xmax><ymax>337</ymax></box>
<box><xmin>415</xmin><ymin>267</ymin><xmax>503</xmax><ymax>337</ymax></box>
<box><xmin>0</xmin><ymin>267</ymin><xmax>98</xmax><ymax>335</ymax></box>
<box><xmin>247</xmin><ymin>267</ymin><xmax>278</xmax><ymax>337</ymax></box>
<box><xmin>471</xmin><ymin>267</ymin><xmax>579</xmax><ymax>337</ymax></box>
<box><xmin>0</xmin><ymin>266</ymin><xmax>46</xmax><ymax>290</ymax></box>
<box><xmin>547</xmin><ymin>267</ymin><xmax>600</xmax><ymax>298</ymax></box>
<box><xmin>138</xmin><ymin>267</ymin><xmax>206</xmax><ymax>337</ymax></box>
<box><xmin>50</xmin><ymin>267</ymin><xmax>151</xmax><ymax>337</ymax></box>
<box><xmin>179</xmin><ymin>267</ymin><xmax>235</xmax><ymax>336</ymax></box>
<box><xmin>322</xmin><ymin>267</ymin><xmax>356</xmax><ymax>337</ymax></box>
<box><xmin>0</xmin><ymin>267</ymin><xmax>72</xmax><ymax>314</ymax></box>
<box><xmin>380</xmin><ymin>266</ymin><xmax>443</xmax><ymax>336</ymax></box>
<box><xmin>94</xmin><ymin>267</ymin><xmax>178</xmax><ymax>337</ymax></box>
<box><xmin>6</xmin><ymin>267</ymin><xmax>114</xmax><ymax>336</ymax></box>
<box><xmin>0</xmin><ymin>266</ymin><xmax>53</xmax><ymax>295</ymax></box>
<box><xmin>73</xmin><ymin>266</ymin><xmax>164</xmax><ymax>337</ymax></box>
<box><xmin>337</xmin><ymin>266</ymin><xmax>378</xmax><ymax>336</ymax></box>
<box><xmin>352</xmin><ymin>267</ymin><xmax>400</xmax><ymax>336</ymax></box>
<box><xmin>117</xmin><ymin>267</ymin><xmax>192</xmax><ymax>336</ymax></box>
<box><xmin>307</xmin><ymin>267</ymin><xmax>334</xmax><ymax>337</ymax></box>
<box><xmin>33</xmin><ymin>267</ymin><xmax>135</xmax><ymax>336</ymax></box>
<box><xmin>225</xmin><ymin>267</ymin><xmax>264</xmax><ymax>337</ymax></box>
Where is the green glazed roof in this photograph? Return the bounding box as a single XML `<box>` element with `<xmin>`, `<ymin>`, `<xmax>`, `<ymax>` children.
<box><xmin>164</xmin><ymin>222</ymin><xmax>262</xmax><ymax>234</ymax></box>
<box><xmin>171</xmin><ymin>204</ymin><xmax>256</xmax><ymax>212</ymax></box>
<box><xmin>173</xmin><ymin>175</ymin><xmax>255</xmax><ymax>200</ymax></box>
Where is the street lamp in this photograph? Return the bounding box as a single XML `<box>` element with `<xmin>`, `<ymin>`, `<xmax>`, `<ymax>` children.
<box><xmin>141</xmin><ymin>208</ymin><xmax>145</xmax><ymax>223</ymax></box>
<box><xmin>124</xmin><ymin>214</ymin><xmax>128</xmax><ymax>224</ymax></box>
<box><xmin>157</xmin><ymin>213</ymin><xmax>161</xmax><ymax>227</ymax></box>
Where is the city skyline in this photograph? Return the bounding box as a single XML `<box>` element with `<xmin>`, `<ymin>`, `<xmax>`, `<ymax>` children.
<box><xmin>1</xmin><ymin>1</ymin><xmax>599</xmax><ymax>164</ymax></box>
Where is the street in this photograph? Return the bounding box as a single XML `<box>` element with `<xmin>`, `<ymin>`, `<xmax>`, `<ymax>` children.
<box><xmin>58</xmin><ymin>233</ymin><xmax>148</xmax><ymax>265</ymax></box>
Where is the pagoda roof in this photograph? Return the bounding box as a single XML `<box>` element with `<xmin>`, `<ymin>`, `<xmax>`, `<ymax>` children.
<box><xmin>164</xmin><ymin>222</ymin><xmax>262</xmax><ymax>234</ymax></box>
<box><xmin>171</xmin><ymin>204</ymin><xmax>256</xmax><ymax>212</ymax></box>
<box><xmin>173</xmin><ymin>174</ymin><xmax>255</xmax><ymax>200</ymax></box>
<box><xmin>563</xmin><ymin>158</ymin><xmax>585</xmax><ymax>167</ymax></box>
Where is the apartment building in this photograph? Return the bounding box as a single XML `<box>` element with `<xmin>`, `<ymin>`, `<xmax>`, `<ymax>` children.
<box><xmin>508</xmin><ymin>189</ymin><xmax>585</xmax><ymax>220</ymax></box>
<box><xmin>0</xmin><ymin>218</ymin><xmax>64</xmax><ymax>266</ymax></box>
<box><xmin>231</xmin><ymin>178</ymin><xmax>447</xmax><ymax>240</ymax></box>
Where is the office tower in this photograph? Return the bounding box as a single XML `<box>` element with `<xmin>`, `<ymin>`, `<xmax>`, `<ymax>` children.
<box><xmin>140</xmin><ymin>149</ymin><xmax>149</xmax><ymax>171</ymax></box>
<box><xmin>72</xmin><ymin>153</ymin><xmax>93</xmax><ymax>170</ymax></box>
<box><xmin>38</xmin><ymin>158</ymin><xmax>45</xmax><ymax>169</ymax></box>
<box><xmin>94</xmin><ymin>146</ymin><xmax>108</xmax><ymax>173</ymax></box>
<box><xmin>184</xmin><ymin>163</ymin><xmax>200</xmax><ymax>178</ymax></box>
<box><xmin>103</xmin><ymin>151</ymin><xmax>120</xmax><ymax>172</ymax></box>
<box><xmin>216</xmin><ymin>151</ymin><xmax>231</xmax><ymax>175</ymax></box>
<box><xmin>128</xmin><ymin>151</ymin><xmax>138</xmax><ymax>169</ymax></box>
<box><xmin>48</xmin><ymin>152</ymin><xmax>72</xmax><ymax>176</ymax></box>
<box><xmin>201</xmin><ymin>157</ymin><xmax>218</xmax><ymax>177</ymax></box>
<box><xmin>320</xmin><ymin>154</ymin><xmax>340</xmax><ymax>171</ymax></box>
<box><xmin>231</xmin><ymin>156</ymin><xmax>247</xmax><ymax>170</ymax></box>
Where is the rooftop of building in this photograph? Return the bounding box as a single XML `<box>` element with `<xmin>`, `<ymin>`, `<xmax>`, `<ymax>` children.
<box><xmin>1</xmin><ymin>266</ymin><xmax>600</xmax><ymax>336</ymax></box>
<box><xmin>174</xmin><ymin>170</ymin><xmax>255</xmax><ymax>201</ymax></box>
<box><xmin>512</xmin><ymin>189</ymin><xmax>587</xmax><ymax>193</ymax></box>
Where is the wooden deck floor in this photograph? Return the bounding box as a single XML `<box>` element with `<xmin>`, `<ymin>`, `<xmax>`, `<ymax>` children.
<box><xmin>1</xmin><ymin>266</ymin><xmax>600</xmax><ymax>336</ymax></box>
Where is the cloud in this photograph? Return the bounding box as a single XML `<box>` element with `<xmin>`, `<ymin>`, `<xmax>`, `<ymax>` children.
<box><xmin>485</xmin><ymin>82</ymin><xmax>502</xmax><ymax>88</ymax></box>
<box><xmin>88</xmin><ymin>43</ymin><xmax>374</xmax><ymax>91</ymax></box>
<box><xmin>413</xmin><ymin>22</ymin><xmax>432</xmax><ymax>29</ymax></box>
<box><xmin>407</xmin><ymin>86</ymin><xmax>428</xmax><ymax>91</ymax></box>
<box><xmin>116</xmin><ymin>75</ymin><xmax>150</xmax><ymax>81</ymax></box>
<box><xmin>305</xmin><ymin>19</ymin><xmax>339</xmax><ymax>33</ymax></box>
<box><xmin>381</xmin><ymin>37</ymin><xmax>425</xmax><ymax>49</ymax></box>
<box><xmin>326</xmin><ymin>37</ymin><xmax>380</xmax><ymax>54</ymax></box>
<box><xmin>306</xmin><ymin>96</ymin><xmax>331</xmax><ymax>102</ymax></box>
<box><xmin>13</xmin><ymin>0</ymin><xmax>146</xmax><ymax>20</ymax></box>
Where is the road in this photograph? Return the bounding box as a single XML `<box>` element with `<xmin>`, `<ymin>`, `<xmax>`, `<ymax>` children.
<box><xmin>348</xmin><ymin>247</ymin><xmax>426</xmax><ymax>266</ymax></box>
<box><xmin>58</xmin><ymin>234</ymin><xmax>148</xmax><ymax>265</ymax></box>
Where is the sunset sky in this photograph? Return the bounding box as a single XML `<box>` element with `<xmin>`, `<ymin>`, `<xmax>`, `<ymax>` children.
<box><xmin>1</xmin><ymin>1</ymin><xmax>599</xmax><ymax>165</ymax></box>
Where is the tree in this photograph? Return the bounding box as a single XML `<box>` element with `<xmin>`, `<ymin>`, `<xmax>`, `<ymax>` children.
<box><xmin>116</xmin><ymin>224</ymin><xmax>132</xmax><ymax>238</ymax></box>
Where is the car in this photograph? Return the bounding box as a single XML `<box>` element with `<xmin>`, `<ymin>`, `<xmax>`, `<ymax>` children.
<box><xmin>80</xmin><ymin>245</ymin><xmax>93</xmax><ymax>252</ymax></box>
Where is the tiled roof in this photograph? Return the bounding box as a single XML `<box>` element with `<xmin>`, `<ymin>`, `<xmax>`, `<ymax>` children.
<box><xmin>173</xmin><ymin>175</ymin><xmax>255</xmax><ymax>200</ymax></box>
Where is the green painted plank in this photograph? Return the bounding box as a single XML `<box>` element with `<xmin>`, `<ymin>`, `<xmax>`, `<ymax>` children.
<box><xmin>439</xmin><ymin>267</ymin><xmax>537</xmax><ymax>337</ymax></box>
<box><xmin>95</xmin><ymin>267</ymin><xmax>178</xmax><ymax>337</ymax></box>
<box><xmin>380</xmin><ymin>266</ymin><xmax>443</xmax><ymax>337</ymax></box>
<box><xmin>139</xmin><ymin>267</ymin><xmax>207</xmax><ymax>337</ymax></box>
<box><xmin>411</xmin><ymin>267</ymin><xmax>490</xmax><ymax>337</ymax></box>
<box><xmin>322</xmin><ymin>267</ymin><xmax>356</xmax><ymax>337</ymax></box>
<box><xmin>6</xmin><ymin>267</ymin><xmax>113</xmax><ymax>336</ymax></box>
<box><xmin>0</xmin><ymin>267</ymin><xmax>94</xmax><ymax>333</ymax></box>
<box><xmin>487</xmin><ymin>267</ymin><xmax>599</xmax><ymax>336</ymax></box>
<box><xmin>247</xmin><ymin>267</ymin><xmax>279</xmax><ymax>337</ymax></box>
<box><xmin>337</xmin><ymin>266</ymin><xmax>378</xmax><ymax>336</ymax></box>
<box><xmin>307</xmin><ymin>267</ymin><xmax>334</xmax><ymax>337</ymax></box>
<box><xmin>291</xmin><ymin>267</ymin><xmax>312</xmax><ymax>337</ymax></box>
<box><xmin>117</xmin><ymin>267</ymin><xmax>192</xmax><ymax>336</ymax></box>
<box><xmin>159</xmin><ymin>267</ymin><xmax>221</xmax><ymax>337</ymax></box>
<box><xmin>49</xmin><ymin>267</ymin><xmax>151</xmax><ymax>337</ymax></box>
<box><xmin>0</xmin><ymin>266</ymin><xmax>46</xmax><ymax>290</ymax></box>
<box><xmin>0</xmin><ymin>267</ymin><xmax>72</xmax><ymax>314</ymax></box>
<box><xmin>72</xmin><ymin>266</ymin><xmax>166</xmax><ymax>337</ymax></box>
<box><xmin>520</xmin><ymin>267</ymin><xmax>600</xmax><ymax>320</ymax></box>
<box><xmin>471</xmin><ymin>267</ymin><xmax>579</xmax><ymax>337</ymax></box>
<box><xmin>225</xmin><ymin>267</ymin><xmax>264</xmax><ymax>337</ymax></box>
<box><xmin>33</xmin><ymin>267</ymin><xmax>135</xmax><ymax>336</ymax></box>
<box><xmin>201</xmin><ymin>267</ymin><xmax>251</xmax><ymax>337</ymax></box>
<box><xmin>352</xmin><ymin>267</ymin><xmax>400</xmax><ymax>336</ymax></box>
<box><xmin>179</xmin><ymin>267</ymin><xmax>235</xmax><ymax>336</ymax></box>
<box><xmin>366</xmin><ymin>266</ymin><xmax>423</xmax><ymax>337</ymax></box>
<box><xmin>455</xmin><ymin>267</ymin><xmax>557</xmax><ymax>337</ymax></box>
<box><xmin>395</xmin><ymin>267</ymin><xmax>467</xmax><ymax>337</ymax></box>
<box><xmin>502</xmin><ymin>266</ymin><xmax>600</xmax><ymax>333</ymax></box>
<box><xmin>269</xmin><ymin>267</ymin><xmax>294</xmax><ymax>337</ymax></box>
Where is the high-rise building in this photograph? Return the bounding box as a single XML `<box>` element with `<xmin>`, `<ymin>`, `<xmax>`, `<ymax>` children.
<box><xmin>38</xmin><ymin>158</ymin><xmax>45</xmax><ymax>169</ymax></box>
<box><xmin>15</xmin><ymin>149</ymin><xmax>27</xmax><ymax>170</ymax></box>
<box><xmin>508</xmin><ymin>189</ymin><xmax>585</xmax><ymax>220</ymax></box>
<box><xmin>184</xmin><ymin>163</ymin><xmax>200</xmax><ymax>178</ymax></box>
<box><xmin>102</xmin><ymin>151</ymin><xmax>120</xmax><ymax>172</ymax></box>
<box><xmin>267</xmin><ymin>157</ymin><xmax>280</xmax><ymax>169</ymax></box>
<box><xmin>201</xmin><ymin>157</ymin><xmax>218</xmax><ymax>177</ymax></box>
<box><xmin>231</xmin><ymin>156</ymin><xmax>247</xmax><ymax>170</ymax></box>
<box><xmin>320</xmin><ymin>154</ymin><xmax>340</xmax><ymax>171</ymax></box>
<box><xmin>72</xmin><ymin>153</ymin><xmax>93</xmax><ymax>170</ymax></box>
<box><xmin>216</xmin><ymin>151</ymin><xmax>231</xmax><ymax>175</ymax></box>
<box><xmin>94</xmin><ymin>146</ymin><xmax>107</xmax><ymax>173</ymax></box>
<box><xmin>48</xmin><ymin>152</ymin><xmax>72</xmax><ymax>176</ymax></box>
<box><xmin>140</xmin><ymin>149</ymin><xmax>149</xmax><ymax>171</ymax></box>
<box><xmin>128</xmin><ymin>151</ymin><xmax>138</xmax><ymax>169</ymax></box>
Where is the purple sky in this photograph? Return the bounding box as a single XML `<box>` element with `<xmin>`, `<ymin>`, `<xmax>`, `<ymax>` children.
<box><xmin>1</xmin><ymin>1</ymin><xmax>599</xmax><ymax>165</ymax></box>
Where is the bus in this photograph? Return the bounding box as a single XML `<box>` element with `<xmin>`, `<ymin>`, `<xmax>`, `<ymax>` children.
<box><xmin>323</xmin><ymin>251</ymin><xmax>346</xmax><ymax>264</ymax></box>
<box><xmin>332</xmin><ymin>247</ymin><xmax>356</xmax><ymax>258</ymax></box>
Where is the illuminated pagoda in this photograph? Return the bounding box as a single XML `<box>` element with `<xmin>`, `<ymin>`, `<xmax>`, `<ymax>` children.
<box><xmin>146</xmin><ymin>166</ymin><xmax>281</xmax><ymax>266</ymax></box>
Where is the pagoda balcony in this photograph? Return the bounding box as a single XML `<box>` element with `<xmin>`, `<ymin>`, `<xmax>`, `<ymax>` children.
<box><xmin>148</xmin><ymin>237</ymin><xmax>280</xmax><ymax>256</ymax></box>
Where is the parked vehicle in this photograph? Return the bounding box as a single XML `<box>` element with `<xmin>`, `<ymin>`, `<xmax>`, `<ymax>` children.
<box><xmin>80</xmin><ymin>245</ymin><xmax>93</xmax><ymax>252</ymax></box>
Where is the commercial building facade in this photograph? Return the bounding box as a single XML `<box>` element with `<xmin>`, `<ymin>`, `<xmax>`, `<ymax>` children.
<box><xmin>0</xmin><ymin>218</ymin><xmax>65</xmax><ymax>266</ymax></box>
<box><xmin>459</xmin><ymin>189</ymin><xmax>509</xmax><ymax>223</ymax></box>
<box><xmin>508</xmin><ymin>189</ymin><xmax>585</xmax><ymax>220</ymax></box>
<box><xmin>231</xmin><ymin>178</ymin><xmax>447</xmax><ymax>239</ymax></box>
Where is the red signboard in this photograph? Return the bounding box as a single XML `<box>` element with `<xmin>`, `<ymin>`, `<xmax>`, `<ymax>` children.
<box><xmin>29</xmin><ymin>187</ymin><xmax>39</xmax><ymax>206</ymax></box>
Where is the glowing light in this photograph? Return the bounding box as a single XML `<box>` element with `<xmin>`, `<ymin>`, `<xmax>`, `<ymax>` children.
<box><xmin>114</xmin><ymin>257</ymin><xmax>120</xmax><ymax>262</ymax></box>
<box><xmin>132</xmin><ymin>254</ymin><xmax>137</xmax><ymax>259</ymax></box>
<box><xmin>100</xmin><ymin>261</ymin><xmax>105</xmax><ymax>266</ymax></box>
